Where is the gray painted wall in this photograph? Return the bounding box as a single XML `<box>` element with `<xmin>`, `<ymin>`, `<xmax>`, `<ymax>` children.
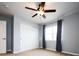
<box><xmin>39</xmin><ymin>11</ymin><xmax>79</xmax><ymax>54</ymax></box>
<box><xmin>0</xmin><ymin>16</ymin><xmax>14</xmax><ymax>52</ymax></box>
<box><xmin>62</xmin><ymin>12</ymin><xmax>79</xmax><ymax>54</ymax></box>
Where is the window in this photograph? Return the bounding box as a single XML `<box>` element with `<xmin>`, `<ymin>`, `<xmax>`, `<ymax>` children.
<box><xmin>45</xmin><ymin>23</ymin><xmax>57</xmax><ymax>41</ymax></box>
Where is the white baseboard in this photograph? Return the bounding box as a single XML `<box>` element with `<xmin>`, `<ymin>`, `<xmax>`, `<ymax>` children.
<box><xmin>13</xmin><ymin>48</ymin><xmax>39</xmax><ymax>54</ymax></box>
<box><xmin>62</xmin><ymin>51</ymin><xmax>79</xmax><ymax>56</ymax></box>
<box><xmin>46</xmin><ymin>48</ymin><xmax>56</xmax><ymax>51</ymax></box>
<box><xmin>13</xmin><ymin>49</ymin><xmax>32</xmax><ymax>54</ymax></box>
<box><xmin>46</xmin><ymin>48</ymin><xmax>79</xmax><ymax>56</ymax></box>
<box><xmin>13</xmin><ymin>50</ymin><xmax>23</xmax><ymax>54</ymax></box>
<box><xmin>0</xmin><ymin>51</ymin><xmax>6</xmax><ymax>53</ymax></box>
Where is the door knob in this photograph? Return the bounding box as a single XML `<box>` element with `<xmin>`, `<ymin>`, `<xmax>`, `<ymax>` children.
<box><xmin>2</xmin><ymin>38</ymin><xmax>6</xmax><ymax>40</ymax></box>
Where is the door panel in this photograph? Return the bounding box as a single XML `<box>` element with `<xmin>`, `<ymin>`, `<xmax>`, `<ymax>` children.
<box><xmin>0</xmin><ymin>21</ymin><xmax>6</xmax><ymax>53</ymax></box>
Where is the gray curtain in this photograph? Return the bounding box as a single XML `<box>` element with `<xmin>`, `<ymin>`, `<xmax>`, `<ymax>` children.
<box><xmin>56</xmin><ymin>20</ymin><xmax>62</xmax><ymax>52</ymax></box>
<box><xmin>42</xmin><ymin>25</ymin><xmax>46</xmax><ymax>49</ymax></box>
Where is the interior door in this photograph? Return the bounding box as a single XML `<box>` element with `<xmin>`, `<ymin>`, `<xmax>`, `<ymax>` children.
<box><xmin>0</xmin><ymin>21</ymin><xmax>6</xmax><ymax>53</ymax></box>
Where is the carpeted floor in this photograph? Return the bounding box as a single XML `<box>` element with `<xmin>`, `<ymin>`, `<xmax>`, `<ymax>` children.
<box><xmin>0</xmin><ymin>49</ymin><xmax>73</xmax><ymax>56</ymax></box>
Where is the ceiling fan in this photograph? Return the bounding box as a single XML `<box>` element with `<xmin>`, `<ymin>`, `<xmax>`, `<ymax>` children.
<box><xmin>25</xmin><ymin>2</ymin><xmax>56</xmax><ymax>18</ymax></box>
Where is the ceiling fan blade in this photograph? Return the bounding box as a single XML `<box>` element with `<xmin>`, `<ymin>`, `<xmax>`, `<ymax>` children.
<box><xmin>37</xmin><ymin>2</ymin><xmax>45</xmax><ymax>10</ymax></box>
<box><xmin>44</xmin><ymin>9</ymin><xmax>56</xmax><ymax>13</ymax></box>
<box><xmin>41</xmin><ymin>2</ymin><xmax>45</xmax><ymax>7</ymax></box>
<box><xmin>42</xmin><ymin>14</ymin><xmax>46</xmax><ymax>18</ymax></box>
<box><xmin>32</xmin><ymin>13</ymin><xmax>38</xmax><ymax>17</ymax></box>
<box><xmin>25</xmin><ymin>7</ymin><xmax>37</xmax><ymax>11</ymax></box>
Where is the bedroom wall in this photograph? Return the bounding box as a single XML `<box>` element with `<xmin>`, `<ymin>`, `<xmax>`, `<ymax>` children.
<box><xmin>39</xmin><ymin>11</ymin><xmax>79</xmax><ymax>55</ymax></box>
<box><xmin>14</xmin><ymin>15</ymin><xmax>39</xmax><ymax>53</ymax></box>
<box><xmin>62</xmin><ymin>12</ymin><xmax>79</xmax><ymax>54</ymax></box>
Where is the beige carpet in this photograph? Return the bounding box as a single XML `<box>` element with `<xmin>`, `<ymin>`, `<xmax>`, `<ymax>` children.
<box><xmin>0</xmin><ymin>49</ymin><xmax>72</xmax><ymax>56</ymax></box>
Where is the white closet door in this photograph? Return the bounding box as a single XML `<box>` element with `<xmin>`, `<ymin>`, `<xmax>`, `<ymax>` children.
<box><xmin>0</xmin><ymin>21</ymin><xmax>6</xmax><ymax>53</ymax></box>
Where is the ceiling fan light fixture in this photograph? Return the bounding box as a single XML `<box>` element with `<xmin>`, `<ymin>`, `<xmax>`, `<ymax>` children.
<box><xmin>37</xmin><ymin>11</ymin><xmax>44</xmax><ymax>16</ymax></box>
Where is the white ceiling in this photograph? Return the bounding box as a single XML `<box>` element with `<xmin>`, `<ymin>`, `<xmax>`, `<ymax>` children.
<box><xmin>0</xmin><ymin>2</ymin><xmax>79</xmax><ymax>24</ymax></box>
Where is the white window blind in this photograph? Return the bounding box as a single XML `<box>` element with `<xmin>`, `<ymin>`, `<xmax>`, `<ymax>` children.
<box><xmin>45</xmin><ymin>23</ymin><xmax>57</xmax><ymax>41</ymax></box>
